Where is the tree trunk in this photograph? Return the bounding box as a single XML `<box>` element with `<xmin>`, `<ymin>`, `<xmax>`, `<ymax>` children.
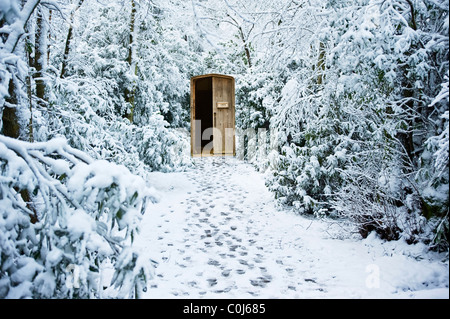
<box><xmin>2</xmin><ymin>77</ymin><xmax>39</xmax><ymax>223</ymax></box>
<box><xmin>397</xmin><ymin>82</ymin><xmax>416</xmax><ymax>172</ymax></box>
<box><xmin>2</xmin><ymin>79</ymin><xmax>21</xmax><ymax>139</ymax></box>
<box><xmin>60</xmin><ymin>24</ymin><xmax>73</xmax><ymax>78</ymax></box>
<box><xmin>47</xmin><ymin>9</ymin><xmax>52</xmax><ymax>65</ymax></box>
<box><xmin>2</xmin><ymin>0</ymin><xmax>41</xmax><ymax>224</ymax></box>
<box><xmin>126</xmin><ymin>0</ymin><xmax>136</xmax><ymax>67</ymax></box>
<box><xmin>24</xmin><ymin>6</ymin><xmax>34</xmax><ymax>142</ymax></box>
<box><xmin>226</xmin><ymin>13</ymin><xmax>253</xmax><ymax>69</ymax></box>
<box><xmin>34</xmin><ymin>6</ymin><xmax>46</xmax><ymax>102</ymax></box>
<box><xmin>124</xmin><ymin>0</ymin><xmax>137</xmax><ymax>123</ymax></box>
<box><xmin>316</xmin><ymin>41</ymin><xmax>326</xmax><ymax>86</ymax></box>
<box><xmin>237</xmin><ymin>25</ymin><xmax>252</xmax><ymax>68</ymax></box>
<box><xmin>60</xmin><ymin>0</ymin><xmax>85</xmax><ymax>78</ymax></box>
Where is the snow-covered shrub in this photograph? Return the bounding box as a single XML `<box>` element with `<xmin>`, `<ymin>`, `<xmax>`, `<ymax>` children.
<box><xmin>263</xmin><ymin>0</ymin><xmax>449</xmax><ymax>247</ymax></box>
<box><xmin>266</xmin><ymin>73</ymin><xmax>359</xmax><ymax>215</ymax></box>
<box><xmin>340</xmin><ymin>0</ymin><xmax>450</xmax><ymax>247</ymax></box>
<box><xmin>331</xmin><ymin>144</ymin><xmax>422</xmax><ymax>242</ymax></box>
<box><xmin>134</xmin><ymin>116</ymin><xmax>191</xmax><ymax>172</ymax></box>
<box><xmin>42</xmin><ymin>77</ymin><xmax>191</xmax><ymax>175</ymax></box>
<box><xmin>0</xmin><ymin>135</ymin><xmax>151</xmax><ymax>298</ymax></box>
<box><xmin>420</xmin><ymin>84</ymin><xmax>449</xmax><ymax>250</ymax></box>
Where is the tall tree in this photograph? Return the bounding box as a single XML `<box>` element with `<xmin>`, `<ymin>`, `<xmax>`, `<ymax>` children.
<box><xmin>33</xmin><ymin>5</ymin><xmax>46</xmax><ymax>102</ymax></box>
<box><xmin>124</xmin><ymin>0</ymin><xmax>137</xmax><ymax>122</ymax></box>
<box><xmin>1</xmin><ymin>0</ymin><xmax>41</xmax><ymax>138</ymax></box>
<box><xmin>60</xmin><ymin>0</ymin><xmax>84</xmax><ymax>78</ymax></box>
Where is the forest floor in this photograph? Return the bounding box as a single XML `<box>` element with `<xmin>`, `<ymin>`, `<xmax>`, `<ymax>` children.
<box><xmin>133</xmin><ymin>157</ymin><xmax>449</xmax><ymax>299</ymax></box>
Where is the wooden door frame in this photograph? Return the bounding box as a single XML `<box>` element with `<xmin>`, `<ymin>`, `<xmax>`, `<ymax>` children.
<box><xmin>191</xmin><ymin>74</ymin><xmax>235</xmax><ymax>157</ymax></box>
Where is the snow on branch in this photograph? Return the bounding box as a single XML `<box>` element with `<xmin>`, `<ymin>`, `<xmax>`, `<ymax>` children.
<box><xmin>0</xmin><ymin>134</ymin><xmax>151</xmax><ymax>298</ymax></box>
<box><xmin>3</xmin><ymin>0</ymin><xmax>41</xmax><ymax>53</ymax></box>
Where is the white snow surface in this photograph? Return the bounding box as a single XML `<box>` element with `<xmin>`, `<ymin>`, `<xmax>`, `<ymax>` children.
<box><xmin>134</xmin><ymin>157</ymin><xmax>449</xmax><ymax>299</ymax></box>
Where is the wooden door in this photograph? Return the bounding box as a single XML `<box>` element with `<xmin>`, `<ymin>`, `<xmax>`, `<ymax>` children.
<box><xmin>212</xmin><ymin>76</ymin><xmax>235</xmax><ymax>155</ymax></box>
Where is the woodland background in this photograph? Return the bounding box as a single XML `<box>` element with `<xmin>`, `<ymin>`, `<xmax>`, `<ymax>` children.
<box><xmin>1</xmin><ymin>0</ymin><xmax>448</xmax><ymax>298</ymax></box>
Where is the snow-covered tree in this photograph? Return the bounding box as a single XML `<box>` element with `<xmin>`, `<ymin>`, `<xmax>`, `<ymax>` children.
<box><xmin>262</xmin><ymin>0</ymin><xmax>448</xmax><ymax>248</ymax></box>
<box><xmin>36</xmin><ymin>0</ymin><xmax>194</xmax><ymax>173</ymax></box>
<box><xmin>1</xmin><ymin>0</ymin><xmax>157</xmax><ymax>299</ymax></box>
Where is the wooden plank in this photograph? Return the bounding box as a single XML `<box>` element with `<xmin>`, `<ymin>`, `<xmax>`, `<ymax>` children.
<box><xmin>191</xmin><ymin>73</ymin><xmax>234</xmax><ymax>81</ymax></box>
<box><xmin>232</xmin><ymin>76</ymin><xmax>236</xmax><ymax>156</ymax></box>
<box><xmin>212</xmin><ymin>76</ymin><xmax>235</xmax><ymax>155</ymax></box>
<box><xmin>213</xmin><ymin>77</ymin><xmax>222</xmax><ymax>155</ymax></box>
<box><xmin>190</xmin><ymin>77</ymin><xmax>195</xmax><ymax>156</ymax></box>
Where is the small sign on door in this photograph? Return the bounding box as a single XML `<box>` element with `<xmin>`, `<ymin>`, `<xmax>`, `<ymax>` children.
<box><xmin>217</xmin><ymin>102</ymin><xmax>229</xmax><ymax>109</ymax></box>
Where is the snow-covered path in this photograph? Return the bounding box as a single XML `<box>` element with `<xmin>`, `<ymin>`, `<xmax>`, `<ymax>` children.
<box><xmin>135</xmin><ymin>157</ymin><xmax>449</xmax><ymax>299</ymax></box>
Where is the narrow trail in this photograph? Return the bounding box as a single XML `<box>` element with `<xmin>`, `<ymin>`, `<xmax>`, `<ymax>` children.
<box><xmin>134</xmin><ymin>157</ymin><xmax>449</xmax><ymax>299</ymax></box>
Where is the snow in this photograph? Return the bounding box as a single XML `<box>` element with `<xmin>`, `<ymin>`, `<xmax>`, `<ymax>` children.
<box><xmin>10</xmin><ymin>257</ymin><xmax>42</xmax><ymax>285</ymax></box>
<box><xmin>67</xmin><ymin>209</ymin><xmax>96</xmax><ymax>239</ymax></box>
<box><xmin>134</xmin><ymin>157</ymin><xmax>449</xmax><ymax>299</ymax></box>
<box><xmin>45</xmin><ymin>249</ymin><xmax>63</xmax><ymax>267</ymax></box>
